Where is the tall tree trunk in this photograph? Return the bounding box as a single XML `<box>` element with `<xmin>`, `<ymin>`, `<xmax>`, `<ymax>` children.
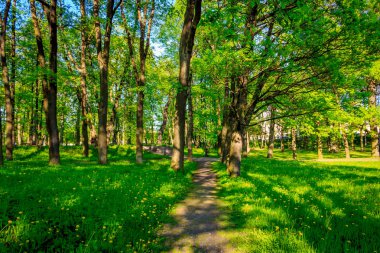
<box><xmin>368</xmin><ymin>80</ymin><xmax>379</xmax><ymax>157</ymax></box>
<box><xmin>136</xmin><ymin>82</ymin><xmax>144</xmax><ymax>163</ymax></box>
<box><xmin>360</xmin><ymin>126</ymin><xmax>364</xmax><ymax>152</ymax></box>
<box><xmin>107</xmin><ymin>56</ymin><xmax>128</xmax><ymax>146</ymax></box>
<box><xmin>292</xmin><ymin>127</ymin><xmax>297</xmax><ymax>160</ymax></box>
<box><xmin>109</xmin><ymin>71</ymin><xmax>127</xmax><ymax>145</ymax></box>
<box><xmin>11</xmin><ymin>0</ymin><xmax>16</xmax><ymax>149</ymax></box>
<box><xmin>225</xmin><ymin>76</ymin><xmax>248</xmax><ymax>177</ymax></box>
<box><xmin>46</xmin><ymin>0</ymin><xmax>60</xmax><ymax>164</ymax></box>
<box><xmin>158</xmin><ymin>96</ymin><xmax>170</xmax><ymax>145</ymax></box>
<box><xmin>280</xmin><ymin>127</ymin><xmax>284</xmax><ymax>152</ymax></box>
<box><xmin>246</xmin><ymin>132</ymin><xmax>250</xmax><ymax>154</ymax></box>
<box><xmin>171</xmin><ymin>0</ymin><xmax>202</xmax><ymax>171</ymax></box>
<box><xmin>267</xmin><ymin>106</ymin><xmax>275</xmax><ymax>158</ymax></box>
<box><xmin>1</xmin><ymin>0</ymin><xmax>12</xmax><ymax>160</ymax></box>
<box><xmin>227</xmin><ymin>129</ymin><xmax>242</xmax><ymax>177</ymax></box>
<box><xmin>80</xmin><ymin>0</ymin><xmax>89</xmax><ymax>157</ymax></box>
<box><xmin>121</xmin><ymin>0</ymin><xmax>155</xmax><ymax>164</ymax></box>
<box><xmin>94</xmin><ymin>0</ymin><xmax>118</xmax><ymax>164</ymax></box>
<box><xmin>32</xmin><ymin>78</ymin><xmax>39</xmax><ymax>145</ymax></box>
<box><xmin>30</xmin><ymin>0</ymin><xmax>60</xmax><ymax>164</ymax></box>
<box><xmin>316</xmin><ymin>121</ymin><xmax>323</xmax><ymax>159</ymax></box>
<box><xmin>317</xmin><ymin>135</ymin><xmax>323</xmax><ymax>159</ymax></box>
<box><xmin>242</xmin><ymin>129</ymin><xmax>247</xmax><ymax>157</ymax></box>
<box><xmin>111</xmin><ymin>105</ymin><xmax>119</xmax><ymax>145</ymax></box>
<box><xmin>60</xmin><ymin>113</ymin><xmax>64</xmax><ymax>145</ymax></box>
<box><xmin>220</xmin><ymin>78</ymin><xmax>230</xmax><ymax>163</ymax></box>
<box><xmin>17</xmin><ymin>115</ymin><xmax>21</xmax><ymax>145</ymax></box>
<box><xmin>75</xmin><ymin>102</ymin><xmax>81</xmax><ymax>145</ymax></box>
<box><xmin>0</xmin><ymin>109</ymin><xmax>3</xmax><ymax>165</ymax></box>
<box><xmin>187</xmin><ymin>84</ymin><xmax>193</xmax><ymax>161</ymax></box>
<box><xmin>37</xmin><ymin>99</ymin><xmax>43</xmax><ymax>148</ymax></box>
<box><xmin>342</xmin><ymin>131</ymin><xmax>350</xmax><ymax>159</ymax></box>
<box><xmin>29</xmin><ymin>82</ymin><xmax>36</xmax><ymax>145</ymax></box>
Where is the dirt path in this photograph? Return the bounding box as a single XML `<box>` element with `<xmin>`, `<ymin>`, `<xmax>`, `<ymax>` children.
<box><xmin>160</xmin><ymin>157</ymin><xmax>233</xmax><ymax>253</ymax></box>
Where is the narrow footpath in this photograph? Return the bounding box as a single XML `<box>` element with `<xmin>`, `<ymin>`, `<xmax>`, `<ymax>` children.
<box><xmin>155</xmin><ymin>151</ymin><xmax>233</xmax><ymax>252</ymax></box>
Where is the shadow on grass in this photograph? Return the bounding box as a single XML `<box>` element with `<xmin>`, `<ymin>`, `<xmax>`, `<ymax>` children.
<box><xmin>214</xmin><ymin>153</ymin><xmax>380</xmax><ymax>253</ymax></box>
<box><xmin>0</xmin><ymin>145</ymin><xmax>197</xmax><ymax>252</ymax></box>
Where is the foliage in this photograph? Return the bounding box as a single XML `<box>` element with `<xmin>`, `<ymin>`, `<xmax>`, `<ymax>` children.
<box><xmin>214</xmin><ymin>149</ymin><xmax>379</xmax><ymax>252</ymax></box>
<box><xmin>0</xmin><ymin>146</ymin><xmax>196</xmax><ymax>252</ymax></box>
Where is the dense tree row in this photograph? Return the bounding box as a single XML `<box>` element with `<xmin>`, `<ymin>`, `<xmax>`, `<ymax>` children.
<box><xmin>0</xmin><ymin>0</ymin><xmax>379</xmax><ymax>176</ymax></box>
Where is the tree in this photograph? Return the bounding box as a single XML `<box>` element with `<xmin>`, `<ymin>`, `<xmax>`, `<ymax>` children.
<box><xmin>63</xmin><ymin>0</ymin><xmax>91</xmax><ymax>156</ymax></box>
<box><xmin>368</xmin><ymin>79</ymin><xmax>379</xmax><ymax>157</ymax></box>
<box><xmin>29</xmin><ymin>0</ymin><xmax>61</xmax><ymax>164</ymax></box>
<box><xmin>171</xmin><ymin>0</ymin><xmax>202</xmax><ymax>171</ymax></box>
<box><xmin>121</xmin><ymin>0</ymin><xmax>155</xmax><ymax>164</ymax></box>
<box><xmin>266</xmin><ymin>106</ymin><xmax>275</xmax><ymax>158</ymax></box>
<box><xmin>93</xmin><ymin>0</ymin><xmax>121</xmax><ymax>164</ymax></box>
<box><xmin>0</xmin><ymin>0</ymin><xmax>11</xmax><ymax>164</ymax></box>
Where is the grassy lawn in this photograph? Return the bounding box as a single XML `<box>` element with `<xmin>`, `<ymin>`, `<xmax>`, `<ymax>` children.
<box><xmin>0</xmin><ymin>146</ymin><xmax>196</xmax><ymax>252</ymax></box>
<box><xmin>214</xmin><ymin>149</ymin><xmax>380</xmax><ymax>253</ymax></box>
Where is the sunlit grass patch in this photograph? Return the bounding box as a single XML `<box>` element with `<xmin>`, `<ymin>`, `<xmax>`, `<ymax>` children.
<box><xmin>0</xmin><ymin>146</ymin><xmax>196</xmax><ymax>252</ymax></box>
<box><xmin>214</xmin><ymin>150</ymin><xmax>380</xmax><ymax>253</ymax></box>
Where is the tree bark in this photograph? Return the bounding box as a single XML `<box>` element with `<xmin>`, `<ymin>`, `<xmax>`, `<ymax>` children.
<box><xmin>220</xmin><ymin>78</ymin><xmax>230</xmax><ymax>163</ymax></box>
<box><xmin>280</xmin><ymin>127</ymin><xmax>285</xmax><ymax>152</ymax></box>
<box><xmin>187</xmin><ymin>84</ymin><xmax>193</xmax><ymax>161</ymax></box>
<box><xmin>121</xmin><ymin>0</ymin><xmax>155</xmax><ymax>164</ymax></box>
<box><xmin>75</xmin><ymin>101</ymin><xmax>81</xmax><ymax>145</ymax></box>
<box><xmin>1</xmin><ymin>0</ymin><xmax>12</xmax><ymax>160</ymax></box>
<box><xmin>246</xmin><ymin>132</ymin><xmax>250</xmax><ymax>154</ymax></box>
<box><xmin>223</xmin><ymin>76</ymin><xmax>248</xmax><ymax>177</ymax></box>
<box><xmin>30</xmin><ymin>0</ymin><xmax>60</xmax><ymax>164</ymax></box>
<box><xmin>31</xmin><ymin>78</ymin><xmax>40</xmax><ymax>145</ymax></box>
<box><xmin>171</xmin><ymin>0</ymin><xmax>202</xmax><ymax>171</ymax></box>
<box><xmin>94</xmin><ymin>0</ymin><xmax>119</xmax><ymax>164</ymax></box>
<box><xmin>158</xmin><ymin>96</ymin><xmax>170</xmax><ymax>145</ymax></box>
<box><xmin>242</xmin><ymin>129</ymin><xmax>248</xmax><ymax>157</ymax></box>
<box><xmin>317</xmin><ymin>134</ymin><xmax>323</xmax><ymax>159</ymax></box>
<box><xmin>316</xmin><ymin>121</ymin><xmax>323</xmax><ymax>159</ymax></box>
<box><xmin>292</xmin><ymin>127</ymin><xmax>297</xmax><ymax>160</ymax></box>
<box><xmin>360</xmin><ymin>126</ymin><xmax>364</xmax><ymax>152</ymax></box>
<box><xmin>60</xmin><ymin>113</ymin><xmax>64</xmax><ymax>145</ymax></box>
<box><xmin>17</xmin><ymin>115</ymin><xmax>21</xmax><ymax>145</ymax></box>
<box><xmin>368</xmin><ymin>80</ymin><xmax>379</xmax><ymax>157</ymax></box>
<box><xmin>80</xmin><ymin>0</ymin><xmax>89</xmax><ymax>157</ymax></box>
<box><xmin>11</xmin><ymin>0</ymin><xmax>16</xmax><ymax>151</ymax></box>
<box><xmin>0</xmin><ymin>109</ymin><xmax>3</xmax><ymax>165</ymax></box>
<box><xmin>109</xmin><ymin>59</ymin><xmax>128</xmax><ymax>145</ymax></box>
<box><xmin>227</xmin><ymin>131</ymin><xmax>242</xmax><ymax>177</ymax></box>
<box><xmin>342</xmin><ymin>131</ymin><xmax>350</xmax><ymax>159</ymax></box>
<box><xmin>267</xmin><ymin>106</ymin><xmax>275</xmax><ymax>158</ymax></box>
<box><xmin>46</xmin><ymin>0</ymin><xmax>60</xmax><ymax>164</ymax></box>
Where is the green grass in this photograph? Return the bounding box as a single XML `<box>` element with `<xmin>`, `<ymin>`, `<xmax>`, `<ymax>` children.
<box><xmin>254</xmin><ymin>147</ymin><xmax>373</xmax><ymax>160</ymax></box>
<box><xmin>214</xmin><ymin>149</ymin><xmax>380</xmax><ymax>253</ymax></box>
<box><xmin>0</xmin><ymin>146</ymin><xmax>196</xmax><ymax>252</ymax></box>
<box><xmin>185</xmin><ymin>147</ymin><xmax>219</xmax><ymax>158</ymax></box>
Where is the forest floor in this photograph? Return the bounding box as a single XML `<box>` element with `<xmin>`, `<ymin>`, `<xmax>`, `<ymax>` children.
<box><xmin>213</xmin><ymin>149</ymin><xmax>380</xmax><ymax>252</ymax></box>
<box><xmin>146</xmin><ymin>147</ymin><xmax>234</xmax><ymax>252</ymax></box>
<box><xmin>161</xmin><ymin>157</ymin><xmax>234</xmax><ymax>253</ymax></box>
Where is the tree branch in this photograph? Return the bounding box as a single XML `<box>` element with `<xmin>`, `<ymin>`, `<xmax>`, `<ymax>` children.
<box><xmin>113</xmin><ymin>0</ymin><xmax>123</xmax><ymax>15</ymax></box>
<box><xmin>246</xmin><ymin>107</ymin><xmax>332</xmax><ymax>127</ymax></box>
<box><xmin>145</xmin><ymin>0</ymin><xmax>155</xmax><ymax>54</ymax></box>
